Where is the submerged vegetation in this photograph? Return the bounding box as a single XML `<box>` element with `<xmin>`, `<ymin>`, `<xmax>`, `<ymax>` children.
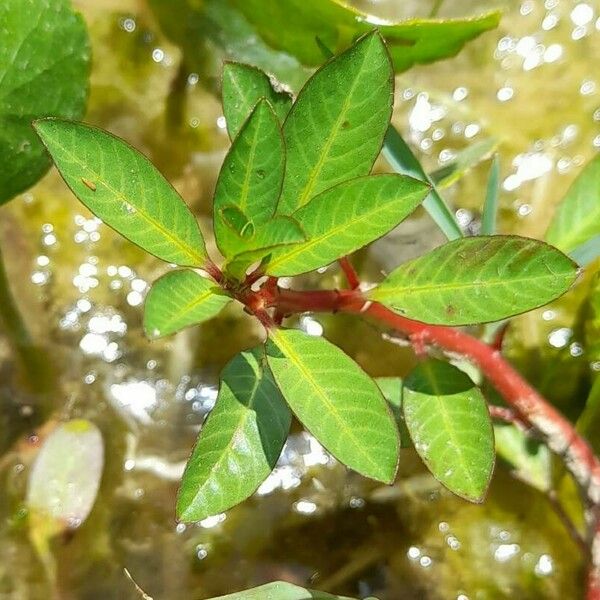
<box><xmin>2</xmin><ymin>0</ymin><xmax>600</xmax><ymax>598</ymax></box>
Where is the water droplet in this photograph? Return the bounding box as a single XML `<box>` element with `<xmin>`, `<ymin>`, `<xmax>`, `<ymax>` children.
<box><xmin>255</xmin><ymin>169</ymin><xmax>265</xmax><ymax>179</ymax></box>
<box><xmin>122</xmin><ymin>202</ymin><xmax>136</xmax><ymax>214</ymax></box>
<box><xmin>19</xmin><ymin>140</ymin><xmax>31</xmax><ymax>152</ymax></box>
<box><xmin>151</xmin><ymin>328</ymin><xmax>161</xmax><ymax>338</ymax></box>
<box><xmin>81</xmin><ymin>178</ymin><xmax>96</xmax><ymax>191</ymax></box>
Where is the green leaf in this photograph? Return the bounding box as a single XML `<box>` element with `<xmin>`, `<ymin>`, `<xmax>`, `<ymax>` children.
<box><xmin>177</xmin><ymin>349</ymin><xmax>291</xmax><ymax>522</ymax></box>
<box><xmin>481</xmin><ymin>155</ymin><xmax>500</xmax><ymax>236</ymax></box>
<box><xmin>383</xmin><ymin>125</ymin><xmax>462</xmax><ymax>241</ymax></box>
<box><xmin>207</xmin><ymin>581</ymin><xmax>358</xmax><ymax>600</ymax></box>
<box><xmin>0</xmin><ymin>0</ymin><xmax>90</xmax><ymax>205</ymax></box>
<box><xmin>33</xmin><ymin>119</ymin><xmax>207</xmax><ymax>266</ymax></box>
<box><xmin>213</xmin><ymin>99</ymin><xmax>286</xmax><ymax>258</ymax></box>
<box><xmin>546</xmin><ymin>153</ymin><xmax>600</xmax><ymax>253</ymax></box>
<box><xmin>369</xmin><ymin>236</ymin><xmax>579</xmax><ymax>326</ymax></box>
<box><xmin>231</xmin><ymin>0</ymin><xmax>500</xmax><ymax>73</ymax></box>
<box><xmin>430</xmin><ymin>138</ymin><xmax>498</xmax><ymax>191</ymax></box>
<box><xmin>262</xmin><ymin>174</ymin><xmax>428</xmax><ymax>276</ymax></box>
<box><xmin>277</xmin><ymin>32</ymin><xmax>393</xmax><ymax>215</ymax></box>
<box><xmin>494</xmin><ymin>422</ymin><xmax>551</xmax><ymax>493</ymax></box>
<box><xmin>375</xmin><ymin>377</ymin><xmax>412</xmax><ymax>449</ymax></box>
<box><xmin>576</xmin><ymin>377</ymin><xmax>600</xmax><ymax>455</ymax></box>
<box><xmin>222</xmin><ymin>62</ymin><xmax>292</xmax><ymax>139</ymax></box>
<box><xmin>402</xmin><ymin>360</ymin><xmax>494</xmax><ymax>502</ymax></box>
<box><xmin>143</xmin><ymin>270</ymin><xmax>231</xmax><ymax>338</ymax></box>
<box><xmin>266</xmin><ymin>329</ymin><xmax>400</xmax><ymax>483</ymax></box>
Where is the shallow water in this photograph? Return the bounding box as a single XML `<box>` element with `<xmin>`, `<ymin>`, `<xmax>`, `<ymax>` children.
<box><xmin>1</xmin><ymin>0</ymin><xmax>599</xmax><ymax>598</ymax></box>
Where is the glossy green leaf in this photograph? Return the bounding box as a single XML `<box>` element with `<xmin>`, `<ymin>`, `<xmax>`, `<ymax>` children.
<box><xmin>383</xmin><ymin>125</ymin><xmax>462</xmax><ymax>241</ymax></box>
<box><xmin>0</xmin><ymin>0</ymin><xmax>90</xmax><ymax>205</ymax></box>
<box><xmin>266</xmin><ymin>329</ymin><xmax>400</xmax><ymax>483</ymax></box>
<box><xmin>402</xmin><ymin>360</ymin><xmax>494</xmax><ymax>502</ymax></box>
<box><xmin>277</xmin><ymin>32</ymin><xmax>393</xmax><ymax>214</ymax></box>
<box><xmin>546</xmin><ymin>153</ymin><xmax>600</xmax><ymax>253</ymax></box>
<box><xmin>177</xmin><ymin>349</ymin><xmax>291</xmax><ymax>522</ymax></box>
<box><xmin>231</xmin><ymin>0</ymin><xmax>500</xmax><ymax>73</ymax></box>
<box><xmin>494</xmin><ymin>422</ymin><xmax>551</xmax><ymax>492</ymax></box>
<box><xmin>208</xmin><ymin>581</ymin><xmax>358</xmax><ymax>600</ymax></box>
<box><xmin>222</xmin><ymin>62</ymin><xmax>292</xmax><ymax>139</ymax></box>
<box><xmin>430</xmin><ymin>138</ymin><xmax>498</xmax><ymax>190</ymax></box>
<box><xmin>369</xmin><ymin>236</ymin><xmax>578</xmax><ymax>326</ymax></box>
<box><xmin>214</xmin><ymin>99</ymin><xmax>286</xmax><ymax>258</ymax></box>
<box><xmin>143</xmin><ymin>270</ymin><xmax>231</xmax><ymax>338</ymax></box>
<box><xmin>34</xmin><ymin>119</ymin><xmax>206</xmax><ymax>266</ymax></box>
<box><xmin>262</xmin><ymin>175</ymin><xmax>428</xmax><ymax>276</ymax></box>
<box><xmin>375</xmin><ymin>377</ymin><xmax>412</xmax><ymax>449</ymax></box>
<box><xmin>481</xmin><ymin>155</ymin><xmax>500</xmax><ymax>235</ymax></box>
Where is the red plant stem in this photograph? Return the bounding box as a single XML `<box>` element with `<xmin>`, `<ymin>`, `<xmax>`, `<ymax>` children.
<box><xmin>270</xmin><ymin>286</ymin><xmax>600</xmax><ymax>589</ymax></box>
<box><xmin>488</xmin><ymin>405</ymin><xmax>529</xmax><ymax>432</ymax></box>
<box><xmin>338</xmin><ymin>257</ymin><xmax>361</xmax><ymax>290</ymax></box>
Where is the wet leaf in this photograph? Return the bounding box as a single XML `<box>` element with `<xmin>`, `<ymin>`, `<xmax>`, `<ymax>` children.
<box><xmin>213</xmin><ymin>99</ymin><xmax>286</xmax><ymax>258</ymax></box>
<box><xmin>177</xmin><ymin>349</ymin><xmax>291</xmax><ymax>522</ymax></box>
<box><xmin>277</xmin><ymin>32</ymin><xmax>393</xmax><ymax>214</ymax></box>
<box><xmin>402</xmin><ymin>360</ymin><xmax>494</xmax><ymax>502</ymax></box>
<box><xmin>383</xmin><ymin>125</ymin><xmax>462</xmax><ymax>241</ymax></box>
<box><xmin>34</xmin><ymin>119</ymin><xmax>207</xmax><ymax>266</ymax></box>
<box><xmin>494</xmin><ymin>422</ymin><xmax>551</xmax><ymax>492</ymax></box>
<box><xmin>0</xmin><ymin>0</ymin><xmax>90</xmax><ymax>205</ymax></box>
<box><xmin>231</xmin><ymin>0</ymin><xmax>500</xmax><ymax>73</ymax></box>
<box><xmin>27</xmin><ymin>419</ymin><xmax>104</xmax><ymax>527</ymax></box>
<box><xmin>207</xmin><ymin>580</ymin><xmax>359</xmax><ymax>599</ymax></box>
<box><xmin>369</xmin><ymin>236</ymin><xmax>578</xmax><ymax>325</ymax></box>
<box><xmin>546</xmin><ymin>153</ymin><xmax>600</xmax><ymax>253</ymax></box>
<box><xmin>262</xmin><ymin>174</ymin><xmax>428</xmax><ymax>276</ymax></box>
<box><xmin>266</xmin><ymin>329</ymin><xmax>400</xmax><ymax>483</ymax></box>
<box><xmin>144</xmin><ymin>270</ymin><xmax>231</xmax><ymax>338</ymax></box>
<box><xmin>222</xmin><ymin>62</ymin><xmax>292</xmax><ymax>139</ymax></box>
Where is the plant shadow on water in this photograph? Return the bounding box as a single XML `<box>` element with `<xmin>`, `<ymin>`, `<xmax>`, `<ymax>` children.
<box><xmin>0</xmin><ymin>0</ymin><xmax>599</xmax><ymax>598</ymax></box>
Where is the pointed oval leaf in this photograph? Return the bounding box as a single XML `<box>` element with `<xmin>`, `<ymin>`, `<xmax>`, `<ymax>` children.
<box><xmin>369</xmin><ymin>236</ymin><xmax>578</xmax><ymax>325</ymax></box>
<box><xmin>277</xmin><ymin>32</ymin><xmax>393</xmax><ymax>214</ymax></box>
<box><xmin>263</xmin><ymin>174</ymin><xmax>428</xmax><ymax>276</ymax></box>
<box><xmin>402</xmin><ymin>360</ymin><xmax>494</xmax><ymax>502</ymax></box>
<box><xmin>231</xmin><ymin>0</ymin><xmax>499</xmax><ymax>73</ymax></box>
<box><xmin>214</xmin><ymin>99</ymin><xmax>286</xmax><ymax>258</ymax></box>
<box><xmin>209</xmin><ymin>581</ymin><xmax>356</xmax><ymax>600</ymax></box>
<box><xmin>266</xmin><ymin>329</ymin><xmax>400</xmax><ymax>483</ymax></box>
<box><xmin>27</xmin><ymin>419</ymin><xmax>104</xmax><ymax>527</ymax></box>
<box><xmin>143</xmin><ymin>270</ymin><xmax>231</xmax><ymax>338</ymax></box>
<box><xmin>33</xmin><ymin>119</ymin><xmax>206</xmax><ymax>266</ymax></box>
<box><xmin>546</xmin><ymin>153</ymin><xmax>600</xmax><ymax>253</ymax></box>
<box><xmin>177</xmin><ymin>349</ymin><xmax>291</xmax><ymax>522</ymax></box>
<box><xmin>0</xmin><ymin>0</ymin><xmax>90</xmax><ymax>205</ymax></box>
<box><xmin>222</xmin><ymin>62</ymin><xmax>292</xmax><ymax>139</ymax></box>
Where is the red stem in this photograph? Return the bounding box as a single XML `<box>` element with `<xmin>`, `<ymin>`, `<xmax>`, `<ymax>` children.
<box><xmin>338</xmin><ymin>257</ymin><xmax>361</xmax><ymax>290</ymax></box>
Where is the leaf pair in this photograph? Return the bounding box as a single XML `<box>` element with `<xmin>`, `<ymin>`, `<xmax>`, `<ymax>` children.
<box><xmin>216</xmin><ymin>32</ymin><xmax>429</xmax><ymax>277</ymax></box>
<box><xmin>178</xmin><ymin>329</ymin><xmax>400</xmax><ymax>522</ymax></box>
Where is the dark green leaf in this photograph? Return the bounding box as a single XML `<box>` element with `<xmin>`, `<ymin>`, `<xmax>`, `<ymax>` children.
<box><xmin>143</xmin><ymin>270</ymin><xmax>231</xmax><ymax>338</ymax></box>
<box><xmin>402</xmin><ymin>360</ymin><xmax>494</xmax><ymax>502</ymax></box>
<box><xmin>263</xmin><ymin>175</ymin><xmax>428</xmax><ymax>276</ymax></box>
<box><xmin>213</xmin><ymin>99</ymin><xmax>285</xmax><ymax>258</ymax></box>
<box><xmin>277</xmin><ymin>32</ymin><xmax>393</xmax><ymax>214</ymax></box>
<box><xmin>546</xmin><ymin>153</ymin><xmax>600</xmax><ymax>253</ymax></box>
<box><xmin>34</xmin><ymin>119</ymin><xmax>207</xmax><ymax>266</ymax></box>
<box><xmin>0</xmin><ymin>0</ymin><xmax>90</xmax><ymax>205</ymax></box>
<box><xmin>231</xmin><ymin>0</ymin><xmax>500</xmax><ymax>73</ymax></box>
<box><xmin>375</xmin><ymin>377</ymin><xmax>412</xmax><ymax>449</ymax></box>
<box><xmin>577</xmin><ymin>377</ymin><xmax>600</xmax><ymax>455</ymax></box>
<box><xmin>177</xmin><ymin>349</ymin><xmax>291</xmax><ymax>522</ymax></box>
<box><xmin>266</xmin><ymin>329</ymin><xmax>400</xmax><ymax>483</ymax></box>
<box><xmin>383</xmin><ymin>125</ymin><xmax>462</xmax><ymax>241</ymax></box>
<box><xmin>222</xmin><ymin>62</ymin><xmax>292</xmax><ymax>139</ymax></box>
<box><xmin>369</xmin><ymin>236</ymin><xmax>578</xmax><ymax>325</ymax></box>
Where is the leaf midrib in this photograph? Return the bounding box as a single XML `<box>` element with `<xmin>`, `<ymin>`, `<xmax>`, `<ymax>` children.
<box><xmin>159</xmin><ymin>286</ymin><xmax>222</xmax><ymax>331</ymax></box>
